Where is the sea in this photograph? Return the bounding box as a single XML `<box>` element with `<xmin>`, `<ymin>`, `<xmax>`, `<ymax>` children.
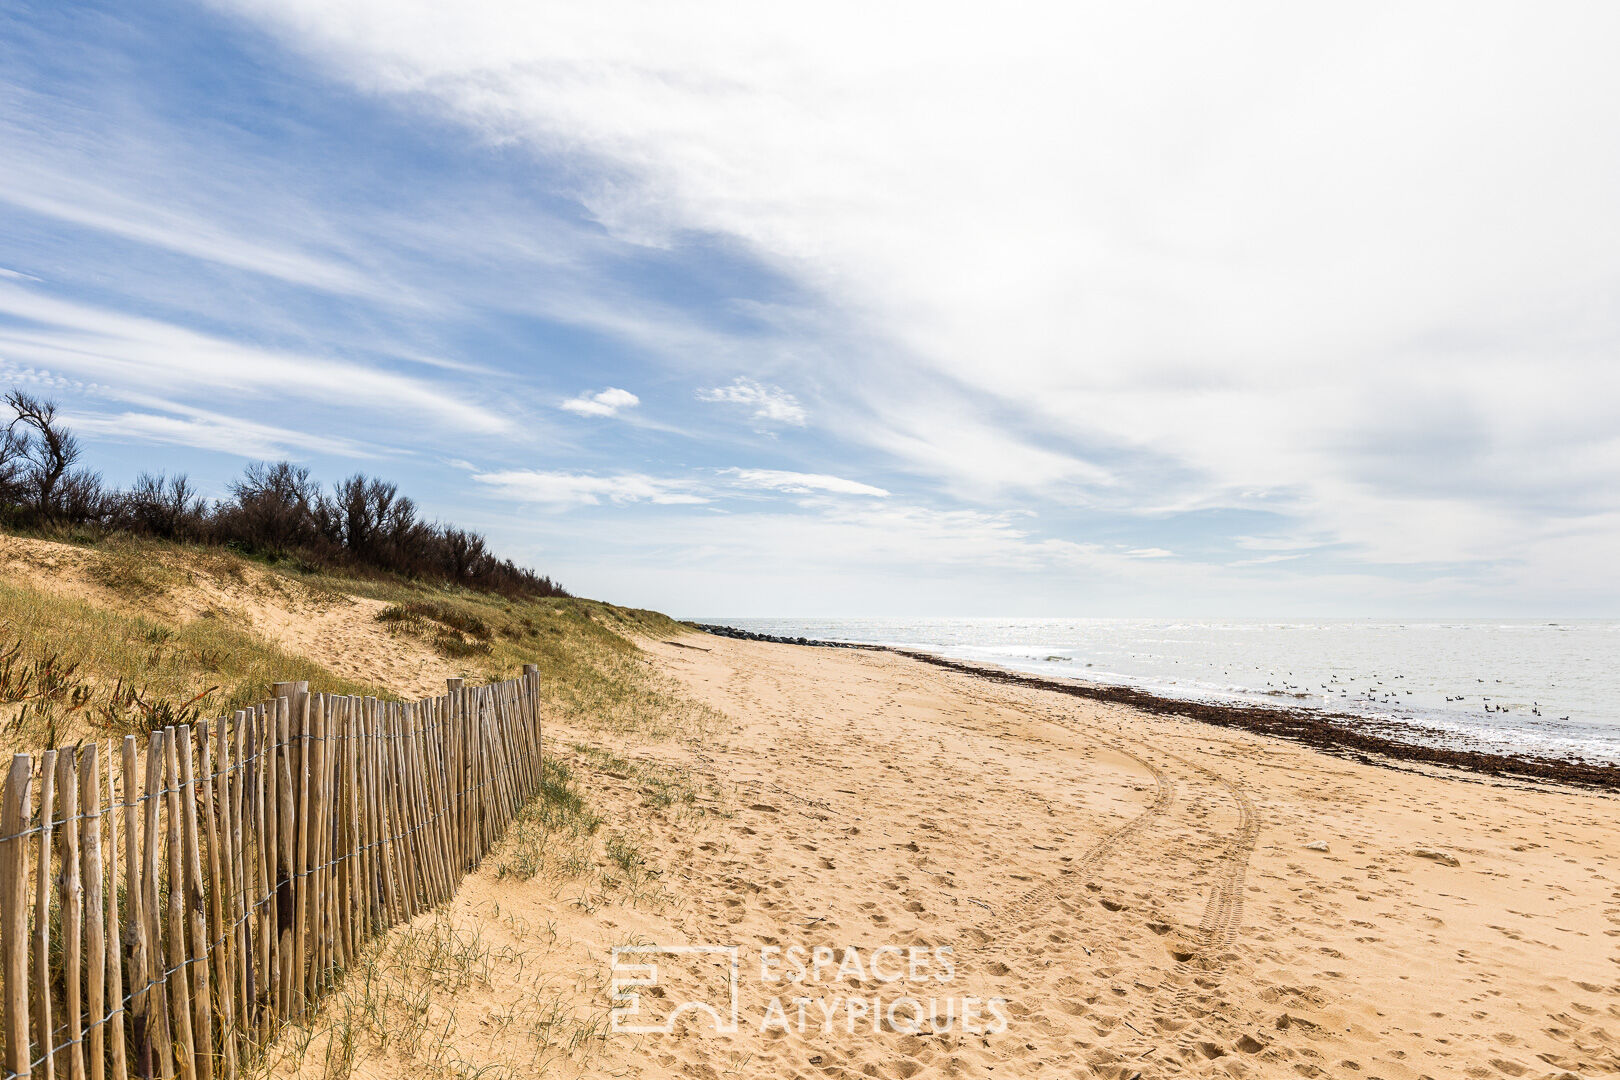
<box><xmin>687</xmin><ymin>618</ymin><xmax>1620</xmax><ymax>764</ymax></box>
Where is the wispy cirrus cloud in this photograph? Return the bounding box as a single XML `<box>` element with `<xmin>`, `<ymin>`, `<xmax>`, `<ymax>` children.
<box><xmin>1228</xmin><ymin>552</ymin><xmax>1305</xmax><ymax>568</ymax></box>
<box><xmin>721</xmin><ymin>468</ymin><xmax>887</xmax><ymax>497</ymax></box>
<box><xmin>473</xmin><ymin>465</ymin><xmax>891</xmax><ymax>507</ymax></box>
<box><xmin>67</xmin><ymin>405</ymin><xmax>373</xmax><ymax>461</ymax></box>
<box><xmin>0</xmin><ymin>281</ymin><xmax>504</xmax><ymax>436</ymax></box>
<box><xmin>0</xmin><ymin>172</ymin><xmax>376</xmax><ymax>299</ymax></box>
<box><xmin>470</xmin><ymin>469</ymin><xmax>708</xmax><ymax>507</ymax></box>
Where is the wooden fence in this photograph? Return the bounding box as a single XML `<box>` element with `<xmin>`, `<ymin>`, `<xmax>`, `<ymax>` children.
<box><xmin>0</xmin><ymin>667</ymin><xmax>544</xmax><ymax>1080</ymax></box>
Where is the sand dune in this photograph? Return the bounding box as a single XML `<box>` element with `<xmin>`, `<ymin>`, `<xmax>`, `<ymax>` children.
<box><xmin>0</xmin><ymin>532</ymin><xmax>455</xmax><ymax>698</ymax></box>
<box><xmin>272</xmin><ymin>631</ymin><xmax>1617</xmax><ymax>1079</ymax></box>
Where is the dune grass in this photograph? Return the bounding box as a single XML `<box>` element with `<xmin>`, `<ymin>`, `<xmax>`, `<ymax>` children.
<box><xmin>0</xmin><ymin>575</ymin><xmax>387</xmax><ymax>750</ymax></box>
<box><xmin>1</xmin><ymin>531</ymin><xmax>710</xmax><ymax>750</ymax></box>
<box><xmin>326</xmin><ymin>566</ymin><xmax>717</xmax><ymax>740</ymax></box>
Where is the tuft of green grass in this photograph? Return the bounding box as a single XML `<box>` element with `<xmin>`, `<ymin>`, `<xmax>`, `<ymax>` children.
<box><xmin>376</xmin><ymin>601</ymin><xmax>497</xmax><ymax>659</ymax></box>
<box><xmin>429</xmin><ymin>631</ymin><xmax>491</xmax><ymax>659</ymax></box>
<box><xmin>86</xmin><ymin>543</ymin><xmax>185</xmax><ymax>598</ymax></box>
<box><xmin>604</xmin><ymin>833</ymin><xmax>644</xmax><ymax>875</ymax></box>
<box><xmin>375</xmin><ymin>600</ymin><xmax>490</xmax><ymax>640</ymax></box>
<box><xmin>535</xmin><ymin>757</ymin><xmax>600</xmax><ymax>829</ymax></box>
<box><xmin>492</xmin><ymin>758</ymin><xmax>602</xmax><ymax>881</ymax></box>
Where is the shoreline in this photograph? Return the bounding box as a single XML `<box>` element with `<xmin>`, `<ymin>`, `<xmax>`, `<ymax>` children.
<box><xmin>688</xmin><ymin>621</ymin><xmax>1620</xmax><ymax>791</ymax></box>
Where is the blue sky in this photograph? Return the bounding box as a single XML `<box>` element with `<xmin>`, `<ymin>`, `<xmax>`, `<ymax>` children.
<box><xmin>3</xmin><ymin>1</ymin><xmax>1617</xmax><ymax>616</ymax></box>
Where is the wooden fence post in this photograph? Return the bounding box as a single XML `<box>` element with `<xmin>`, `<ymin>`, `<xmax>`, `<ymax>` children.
<box><xmin>289</xmin><ymin>692</ymin><xmax>309</xmax><ymax>1022</ymax></box>
<box><xmin>249</xmin><ymin>708</ymin><xmax>270</xmax><ymax>1039</ymax></box>
<box><xmin>54</xmin><ymin>748</ymin><xmax>86</xmax><ymax>1080</ymax></box>
<box><xmin>80</xmin><ymin>745</ymin><xmax>106</xmax><ymax>1080</ymax></box>
<box><xmin>3</xmin><ymin>755</ymin><xmax>32</xmax><ymax>1080</ymax></box>
<box><xmin>274</xmin><ymin>696</ymin><xmax>293</xmax><ymax>1023</ymax></box>
<box><xmin>137</xmin><ymin>730</ymin><xmax>173</xmax><ymax>1080</ymax></box>
<box><xmin>162</xmin><ymin>729</ymin><xmax>197</xmax><ymax>1080</ymax></box>
<box><xmin>176</xmin><ymin>734</ymin><xmax>214</xmax><ymax>1080</ymax></box>
<box><xmin>202</xmin><ymin>719</ymin><xmax>238</xmax><ymax>1080</ymax></box>
<box><xmin>103</xmin><ymin>742</ymin><xmax>129</xmax><ymax>1080</ymax></box>
<box><xmin>34</xmin><ymin>749</ymin><xmax>56</xmax><ymax>1080</ymax></box>
<box><xmin>226</xmin><ymin>715</ymin><xmax>250</xmax><ymax>1042</ymax></box>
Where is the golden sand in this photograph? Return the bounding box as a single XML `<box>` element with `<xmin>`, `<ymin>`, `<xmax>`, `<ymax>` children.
<box><xmin>288</xmin><ymin>633</ymin><xmax>1617</xmax><ymax>1079</ymax></box>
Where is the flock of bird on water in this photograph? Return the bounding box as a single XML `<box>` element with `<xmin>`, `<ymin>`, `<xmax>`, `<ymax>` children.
<box><xmin>1250</xmin><ymin>670</ymin><xmax>1571</xmax><ymax>722</ymax></box>
<box><xmin>1064</xmin><ymin>651</ymin><xmax>1580</xmax><ymax>727</ymax></box>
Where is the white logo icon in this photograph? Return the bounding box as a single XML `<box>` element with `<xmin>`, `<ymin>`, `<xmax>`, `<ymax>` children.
<box><xmin>610</xmin><ymin>945</ymin><xmax>741</xmax><ymax>1034</ymax></box>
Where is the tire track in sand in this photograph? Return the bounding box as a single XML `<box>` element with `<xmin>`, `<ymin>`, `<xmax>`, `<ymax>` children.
<box><xmin>1100</xmin><ymin>745</ymin><xmax>1260</xmax><ymax>1071</ymax></box>
<box><xmin>962</xmin><ymin>736</ymin><xmax>1176</xmax><ymax>949</ymax></box>
<box><xmin>1151</xmin><ymin>748</ymin><xmax>1259</xmax><ymax>1027</ymax></box>
<box><xmin>953</xmin><ymin>718</ymin><xmax>1262</xmax><ymax>1068</ymax></box>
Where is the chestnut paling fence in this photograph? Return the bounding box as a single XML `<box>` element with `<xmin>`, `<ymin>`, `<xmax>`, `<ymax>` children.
<box><xmin>0</xmin><ymin>667</ymin><xmax>544</xmax><ymax>1080</ymax></box>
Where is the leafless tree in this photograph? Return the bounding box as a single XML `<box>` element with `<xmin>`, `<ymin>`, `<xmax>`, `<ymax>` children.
<box><xmin>0</xmin><ymin>427</ymin><xmax>25</xmax><ymax>507</ymax></box>
<box><xmin>122</xmin><ymin>472</ymin><xmax>206</xmax><ymax>539</ymax></box>
<box><xmin>4</xmin><ymin>389</ymin><xmax>96</xmax><ymax>520</ymax></box>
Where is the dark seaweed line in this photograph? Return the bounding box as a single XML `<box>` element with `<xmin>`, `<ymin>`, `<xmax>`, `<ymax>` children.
<box><xmin>686</xmin><ymin>623</ymin><xmax>1620</xmax><ymax>792</ymax></box>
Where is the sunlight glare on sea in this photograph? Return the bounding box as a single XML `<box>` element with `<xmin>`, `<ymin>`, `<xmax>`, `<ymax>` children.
<box><xmin>692</xmin><ymin>618</ymin><xmax>1620</xmax><ymax>764</ymax></box>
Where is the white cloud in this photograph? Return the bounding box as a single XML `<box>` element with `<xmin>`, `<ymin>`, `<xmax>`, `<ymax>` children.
<box><xmin>697</xmin><ymin>377</ymin><xmax>806</xmax><ymax>427</ymax></box>
<box><xmin>0</xmin><ymin>163</ymin><xmax>379</xmax><ymax>298</ymax></box>
<box><xmin>0</xmin><ymin>281</ymin><xmax>506</xmax><ymax>435</ymax></box>
<box><xmin>471</xmin><ymin>469</ymin><xmax>708</xmax><ymax>507</ymax></box>
<box><xmin>221</xmin><ymin>0</ymin><xmax>1620</xmax><ymax>604</ymax></box>
<box><xmin>1234</xmin><ymin>535</ymin><xmax>1321</xmax><ymax>553</ymax></box>
<box><xmin>1229</xmin><ymin>553</ymin><xmax>1305</xmax><ymax>568</ymax></box>
<box><xmin>661</xmin><ymin>501</ymin><xmax>1109</xmax><ymax>573</ymax></box>
<box><xmin>1125</xmin><ymin>548</ymin><xmax>1174</xmax><ymax>559</ymax></box>
<box><xmin>560</xmin><ymin>386</ymin><xmax>639</xmax><ymax>418</ymax></box>
<box><xmin>473</xmin><ymin>465</ymin><xmax>889</xmax><ymax>507</ymax></box>
<box><xmin>722</xmin><ymin>468</ymin><xmax>887</xmax><ymax>497</ymax></box>
<box><xmin>854</xmin><ymin>393</ymin><xmax>1112</xmax><ymax>501</ymax></box>
<box><xmin>67</xmin><ymin>405</ymin><xmax>371</xmax><ymax>460</ymax></box>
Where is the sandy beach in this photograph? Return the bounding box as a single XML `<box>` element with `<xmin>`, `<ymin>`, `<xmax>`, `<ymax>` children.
<box><xmin>9</xmin><ymin>533</ymin><xmax>1611</xmax><ymax>1079</ymax></box>
<box><xmin>285</xmin><ymin>631</ymin><xmax>1618</xmax><ymax>1080</ymax></box>
<box><xmin>10</xmin><ymin>7</ymin><xmax>1620</xmax><ymax>1078</ymax></box>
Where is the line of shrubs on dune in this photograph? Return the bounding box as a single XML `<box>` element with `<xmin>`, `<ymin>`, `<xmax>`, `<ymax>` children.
<box><xmin>1</xmin><ymin>387</ymin><xmax>568</xmax><ymax>600</ymax></box>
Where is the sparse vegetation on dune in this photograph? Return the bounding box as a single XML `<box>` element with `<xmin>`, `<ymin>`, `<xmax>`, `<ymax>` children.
<box><xmin>0</xmin><ymin>526</ymin><xmax>704</xmax><ymax>747</ymax></box>
<box><xmin>0</xmin><ymin>570</ymin><xmax>387</xmax><ymax>746</ymax></box>
<box><xmin>257</xmin><ymin>900</ymin><xmax>621</xmax><ymax>1080</ymax></box>
<box><xmin>0</xmin><ymin>523</ymin><xmax>729</xmax><ymax>1078</ymax></box>
<box><xmin>340</xmin><ymin>567</ymin><xmax>708</xmax><ymax>736</ymax></box>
